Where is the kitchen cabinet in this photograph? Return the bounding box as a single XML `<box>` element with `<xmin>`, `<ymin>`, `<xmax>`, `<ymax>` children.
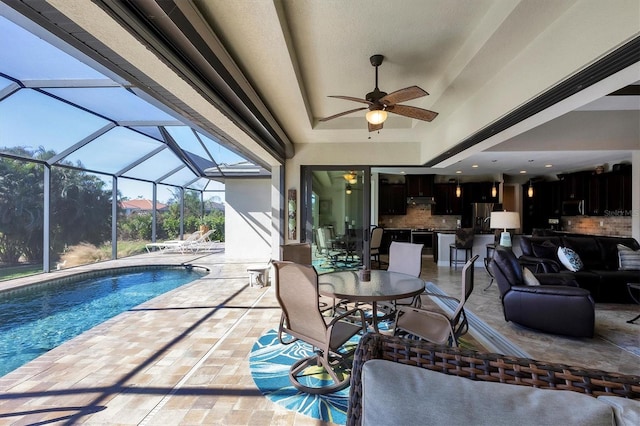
<box><xmin>463</xmin><ymin>182</ymin><xmax>497</xmax><ymax>202</ymax></box>
<box><xmin>586</xmin><ymin>172</ymin><xmax>605</xmax><ymax>216</ymax></box>
<box><xmin>559</xmin><ymin>171</ymin><xmax>589</xmax><ymax>200</ymax></box>
<box><xmin>379</xmin><ymin>183</ymin><xmax>407</xmax><ymax>215</ymax></box>
<box><xmin>433</xmin><ymin>183</ymin><xmax>462</xmax><ymax>215</ymax></box>
<box><xmin>380</xmin><ymin>228</ymin><xmax>411</xmax><ymax>254</ymax></box>
<box><xmin>406</xmin><ymin>174</ymin><xmax>434</xmax><ymax>197</ymax></box>
<box><xmin>605</xmin><ymin>167</ymin><xmax>632</xmax><ymax>215</ymax></box>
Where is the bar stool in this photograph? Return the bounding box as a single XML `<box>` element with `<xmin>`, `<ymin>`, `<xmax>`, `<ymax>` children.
<box><xmin>449</xmin><ymin>228</ymin><xmax>474</xmax><ymax>270</ymax></box>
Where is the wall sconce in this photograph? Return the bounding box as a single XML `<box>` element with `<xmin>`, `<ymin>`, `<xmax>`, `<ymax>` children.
<box><xmin>528</xmin><ymin>180</ymin><xmax>534</xmax><ymax>198</ymax></box>
<box><xmin>491</xmin><ymin>182</ymin><xmax>498</xmax><ymax>198</ymax></box>
<box><xmin>346</xmin><ymin>184</ymin><xmax>352</xmax><ymax>195</ymax></box>
<box><xmin>455</xmin><ymin>180</ymin><xmax>461</xmax><ymax>198</ymax></box>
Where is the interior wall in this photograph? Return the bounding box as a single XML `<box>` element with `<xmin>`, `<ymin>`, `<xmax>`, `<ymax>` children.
<box><xmin>225</xmin><ymin>179</ymin><xmax>272</xmax><ymax>261</ymax></box>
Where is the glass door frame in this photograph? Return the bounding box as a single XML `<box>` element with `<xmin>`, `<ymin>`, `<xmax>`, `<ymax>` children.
<box><xmin>300</xmin><ymin>165</ymin><xmax>372</xmax><ymax>270</ymax></box>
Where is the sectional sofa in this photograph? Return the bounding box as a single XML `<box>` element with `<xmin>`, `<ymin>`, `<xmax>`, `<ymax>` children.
<box><xmin>518</xmin><ymin>233</ymin><xmax>640</xmax><ymax>303</ymax></box>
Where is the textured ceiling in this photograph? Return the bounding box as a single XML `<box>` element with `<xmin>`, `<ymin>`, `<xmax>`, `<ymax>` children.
<box><xmin>190</xmin><ymin>0</ymin><xmax>639</xmax><ymax>178</ymax></box>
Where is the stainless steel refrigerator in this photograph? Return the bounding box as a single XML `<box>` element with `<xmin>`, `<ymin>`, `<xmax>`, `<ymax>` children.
<box><xmin>470</xmin><ymin>202</ymin><xmax>502</xmax><ymax>233</ymax></box>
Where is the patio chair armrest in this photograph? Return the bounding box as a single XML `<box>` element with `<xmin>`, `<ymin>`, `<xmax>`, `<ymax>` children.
<box><xmin>330</xmin><ymin>307</ymin><xmax>367</xmax><ymax>331</ymax></box>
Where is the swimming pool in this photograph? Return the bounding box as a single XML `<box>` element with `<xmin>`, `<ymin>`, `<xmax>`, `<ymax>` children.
<box><xmin>0</xmin><ymin>266</ymin><xmax>206</xmax><ymax>377</ymax></box>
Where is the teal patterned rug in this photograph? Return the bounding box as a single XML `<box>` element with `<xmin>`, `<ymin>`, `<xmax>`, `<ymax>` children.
<box><xmin>249</xmin><ymin>328</ymin><xmax>358</xmax><ymax>424</ymax></box>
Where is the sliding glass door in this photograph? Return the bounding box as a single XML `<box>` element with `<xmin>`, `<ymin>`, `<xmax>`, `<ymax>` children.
<box><xmin>301</xmin><ymin>166</ymin><xmax>371</xmax><ymax>272</ymax></box>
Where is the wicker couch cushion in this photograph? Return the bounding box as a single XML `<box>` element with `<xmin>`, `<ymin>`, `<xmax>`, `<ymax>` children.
<box><xmin>362</xmin><ymin>359</ymin><xmax>614</xmax><ymax>426</ymax></box>
<box><xmin>598</xmin><ymin>396</ymin><xmax>640</xmax><ymax>426</ymax></box>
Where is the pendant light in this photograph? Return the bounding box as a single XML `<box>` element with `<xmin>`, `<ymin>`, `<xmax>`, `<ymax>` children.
<box><xmin>528</xmin><ymin>180</ymin><xmax>534</xmax><ymax>198</ymax></box>
<box><xmin>491</xmin><ymin>182</ymin><xmax>498</xmax><ymax>198</ymax></box>
<box><xmin>455</xmin><ymin>180</ymin><xmax>461</xmax><ymax>198</ymax></box>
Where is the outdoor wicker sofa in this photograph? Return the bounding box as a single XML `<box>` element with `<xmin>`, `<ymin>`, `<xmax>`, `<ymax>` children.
<box><xmin>347</xmin><ymin>333</ymin><xmax>640</xmax><ymax>426</ymax></box>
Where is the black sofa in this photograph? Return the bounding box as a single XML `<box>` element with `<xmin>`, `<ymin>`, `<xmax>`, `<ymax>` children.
<box><xmin>519</xmin><ymin>233</ymin><xmax>640</xmax><ymax>303</ymax></box>
<box><xmin>492</xmin><ymin>246</ymin><xmax>595</xmax><ymax>337</ymax></box>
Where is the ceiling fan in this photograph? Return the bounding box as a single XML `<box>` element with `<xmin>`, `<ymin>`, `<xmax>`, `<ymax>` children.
<box><xmin>319</xmin><ymin>54</ymin><xmax>438</xmax><ymax>132</ymax></box>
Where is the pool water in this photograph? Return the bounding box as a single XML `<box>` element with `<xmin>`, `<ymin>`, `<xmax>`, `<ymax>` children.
<box><xmin>0</xmin><ymin>268</ymin><xmax>204</xmax><ymax>377</ymax></box>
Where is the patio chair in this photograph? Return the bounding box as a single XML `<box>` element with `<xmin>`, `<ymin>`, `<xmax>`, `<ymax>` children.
<box><xmin>145</xmin><ymin>231</ymin><xmax>201</xmax><ymax>253</ymax></box>
<box><xmin>272</xmin><ymin>261</ymin><xmax>367</xmax><ymax>394</ymax></box>
<box><xmin>392</xmin><ymin>255</ymin><xmax>478</xmax><ymax>346</ymax></box>
<box><xmin>369</xmin><ymin>226</ymin><xmax>384</xmax><ymax>268</ymax></box>
<box><xmin>316</xmin><ymin>227</ymin><xmax>344</xmax><ymax>266</ymax></box>
<box><xmin>187</xmin><ymin>229</ymin><xmax>217</xmax><ymax>253</ymax></box>
<box><xmin>386</xmin><ymin>241</ymin><xmax>424</xmax><ymax>307</ymax></box>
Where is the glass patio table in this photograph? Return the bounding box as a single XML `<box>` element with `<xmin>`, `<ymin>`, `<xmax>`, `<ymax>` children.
<box><xmin>318</xmin><ymin>270</ymin><xmax>425</xmax><ymax>332</ymax></box>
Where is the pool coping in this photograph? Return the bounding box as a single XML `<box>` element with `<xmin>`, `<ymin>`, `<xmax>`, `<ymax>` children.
<box><xmin>0</xmin><ymin>263</ymin><xmax>210</xmax><ymax>296</ymax></box>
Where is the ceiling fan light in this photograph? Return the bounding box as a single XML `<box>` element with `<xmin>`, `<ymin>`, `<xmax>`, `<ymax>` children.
<box><xmin>343</xmin><ymin>172</ymin><xmax>357</xmax><ymax>184</ymax></box>
<box><xmin>366</xmin><ymin>109</ymin><xmax>387</xmax><ymax>125</ymax></box>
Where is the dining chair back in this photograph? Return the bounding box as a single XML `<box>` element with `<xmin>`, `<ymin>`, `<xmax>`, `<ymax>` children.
<box><xmin>386</xmin><ymin>241</ymin><xmax>424</xmax><ymax>307</ymax></box>
<box><xmin>370</xmin><ymin>226</ymin><xmax>385</xmax><ymax>268</ymax></box>
<box><xmin>280</xmin><ymin>242</ymin><xmax>312</xmax><ymax>265</ymax></box>
<box><xmin>387</xmin><ymin>241</ymin><xmax>423</xmax><ymax>277</ymax></box>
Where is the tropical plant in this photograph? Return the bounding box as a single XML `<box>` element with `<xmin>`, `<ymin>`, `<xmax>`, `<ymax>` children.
<box><xmin>0</xmin><ymin>147</ymin><xmax>112</xmax><ymax>264</ymax></box>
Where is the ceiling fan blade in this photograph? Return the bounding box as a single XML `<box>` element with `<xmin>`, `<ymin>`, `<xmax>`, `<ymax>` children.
<box><xmin>387</xmin><ymin>104</ymin><xmax>438</xmax><ymax>122</ymax></box>
<box><xmin>368</xmin><ymin>121</ymin><xmax>383</xmax><ymax>132</ymax></box>
<box><xmin>380</xmin><ymin>86</ymin><xmax>428</xmax><ymax>105</ymax></box>
<box><xmin>319</xmin><ymin>106</ymin><xmax>368</xmax><ymax>122</ymax></box>
<box><xmin>328</xmin><ymin>95</ymin><xmax>372</xmax><ymax>105</ymax></box>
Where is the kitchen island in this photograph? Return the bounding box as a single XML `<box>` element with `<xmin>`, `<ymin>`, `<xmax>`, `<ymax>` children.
<box><xmin>436</xmin><ymin>232</ymin><xmax>523</xmax><ymax>267</ymax></box>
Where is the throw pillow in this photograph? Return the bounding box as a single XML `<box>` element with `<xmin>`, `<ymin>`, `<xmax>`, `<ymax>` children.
<box><xmin>532</xmin><ymin>240</ymin><xmax>558</xmax><ymax>261</ymax></box>
<box><xmin>618</xmin><ymin>244</ymin><xmax>640</xmax><ymax>271</ymax></box>
<box><xmin>557</xmin><ymin>247</ymin><xmax>583</xmax><ymax>272</ymax></box>
<box><xmin>522</xmin><ymin>268</ymin><xmax>540</xmax><ymax>286</ymax></box>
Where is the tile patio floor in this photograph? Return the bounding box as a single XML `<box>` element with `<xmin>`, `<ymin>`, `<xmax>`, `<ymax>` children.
<box><xmin>0</xmin><ymin>247</ymin><xmax>638</xmax><ymax>425</ymax></box>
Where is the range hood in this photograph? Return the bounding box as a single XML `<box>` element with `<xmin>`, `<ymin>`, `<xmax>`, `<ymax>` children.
<box><xmin>407</xmin><ymin>196</ymin><xmax>436</xmax><ymax>205</ymax></box>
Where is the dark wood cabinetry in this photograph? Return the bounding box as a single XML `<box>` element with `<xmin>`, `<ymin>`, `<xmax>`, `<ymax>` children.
<box><xmin>433</xmin><ymin>183</ymin><xmax>462</xmax><ymax>215</ymax></box>
<box><xmin>586</xmin><ymin>173</ymin><xmax>605</xmax><ymax>216</ymax></box>
<box><xmin>406</xmin><ymin>175</ymin><xmax>434</xmax><ymax>197</ymax></box>
<box><xmin>380</xmin><ymin>229</ymin><xmax>411</xmax><ymax>254</ymax></box>
<box><xmin>605</xmin><ymin>167</ymin><xmax>632</xmax><ymax>214</ymax></box>
<box><xmin>463</xmin><ymin>182</ymin><xmax>498</xmax><ymax>203</ymax></box>
<box><xmin>379</xmin><ymin>183</ymin><xmax>407</xmax><ymax>215</ymax></box>
<box><xmin>559</xmin><ymin>171</ymin><xmax>589</xmax><ymax>200</ymax></box>
<box><xmin>523</xmin><ymin>166</ymin><xmax>632</xmax><ymax>231</ymax></box>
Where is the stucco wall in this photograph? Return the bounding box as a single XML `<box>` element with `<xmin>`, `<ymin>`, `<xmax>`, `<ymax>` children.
<box><xmin>224</xmin><ymin>179</ymin><xmax>272</xmax><ymax>261</ymax></box>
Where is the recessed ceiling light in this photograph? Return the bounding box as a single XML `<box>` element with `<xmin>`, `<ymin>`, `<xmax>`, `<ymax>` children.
<box><xmin>520</xmin><ymin>170</ymin><xmax>527</xmax><ymax>174</ymax></box>
<box><xmin>456</xmin><ymin>170</ymin><xmax>462</xmax><ymax>174</ymax></box>
<box><xmin>545</xmin><ymin>164</ymin><xmax>553</xmax><ymax>168</ymax></box>
<box><xmin>400</xmin><ymin>171</ymin><xmax>406</xmax><ymax>174</ymax></box>
<box><xmin>472</xmin><ymin>164</ymin><xmax>479</xmax><ymax>168</ymax></box>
